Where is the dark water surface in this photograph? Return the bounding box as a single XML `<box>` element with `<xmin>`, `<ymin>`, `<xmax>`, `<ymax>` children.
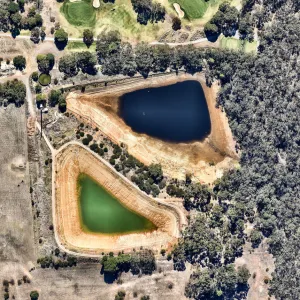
<box><xmin>78</xmin><ymin>174</ymin><xmax>156</xmax><ymax>234</ymax></box>
<box><xmin>119</xmin><ymin>80</ymin><xmax>211</xmax><ymax>143</ymax></box>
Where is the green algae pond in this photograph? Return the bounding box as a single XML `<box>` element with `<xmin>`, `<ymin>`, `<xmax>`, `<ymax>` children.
<box><xmin>78</xmin><ymin>174</ymin><xmax>157</xmax><ymax>234</ymax></box>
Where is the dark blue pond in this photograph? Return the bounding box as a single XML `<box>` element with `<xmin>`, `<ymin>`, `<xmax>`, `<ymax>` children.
<box><xmin>119</xmin><ymin>80</ymin><xmax>211</xmax><ymax>143</ymax></box>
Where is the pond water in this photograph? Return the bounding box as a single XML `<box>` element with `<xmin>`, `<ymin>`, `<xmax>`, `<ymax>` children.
<box><xmin>78</xmin><ymin>174</ymin><xmax>156</xmax><ymax>234</ymax></box>
<box><xmin>119</xmin><ymin>80</ymin><xmax>211</xmax><ymax>143</ymax></box>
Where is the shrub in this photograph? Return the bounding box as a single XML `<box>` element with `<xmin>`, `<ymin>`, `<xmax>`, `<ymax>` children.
<box><xmin>38</xmin><ymin>73</ymin><xmax>51</xmax><ymax>86</ymax></box>
<box><xmin>13</xmin><ymin>55</ymin><xmax>26</xmax><ymax>70</ymax></box>
<box><xmin>32</xmin><ymin>71</ymin><xmax>39</xmax><ymax>81</ymax></box>
<box><xmin>82</xmin><ymin>138</ymin><xmax>90</xmax><ymax>145</ymax></box>
<box><xmin>30</xmin><ymin>290</ymin><xmax>39</xmax><ymax>300</ymax></box>
<box><xmin>115</xmin><ymin>290</ymin><xmax>126</xmax><ymax>300</ymax></box>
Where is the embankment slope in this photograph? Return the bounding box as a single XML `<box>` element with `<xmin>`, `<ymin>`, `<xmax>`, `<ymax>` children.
<box><xmin>55</xmin><ymin>143</ymin><xmax>182</xmax><ymax>255</ymax></box>
<box><xmin>67</xmin><ymin>73</ymin><xmax>238</xmax><ymax>183</ymax></box>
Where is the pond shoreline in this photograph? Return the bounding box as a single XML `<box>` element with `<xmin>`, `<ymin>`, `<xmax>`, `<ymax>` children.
<box><xmin>77</xmin><ymin>173</ymin><xmax>157</xmax><ymax>235</ymax></box>
<box><xmin>67</xmin><ymin>73</ymin><xmax>238</xmax><ymax>183</ymax></box>
<box><xmin>55</xmin><ymin>143</ymin><xmax>181</xmax><ymax>255</ymax></box>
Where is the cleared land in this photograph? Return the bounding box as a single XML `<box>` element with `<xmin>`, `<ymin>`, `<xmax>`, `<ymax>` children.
<box><xmin>16</xmin><ymin>262</ymin><xmax>191</xmax><ymax>300</ymax></box>
<box><xmin>66</xmin><ymin>73</ymin><xmax>238</xmax><ymax>183</ymax></box>
<box><xmin>55</xmin><ymin>142</ymin><xmax>183</xmax><ymax>255</ymax></box>
<box><xmin>220</xmin><ymin>35</ymin><xmax>258</xmax><ymax>53</ymax></box>
<box><xmin>0</xmin><ymin>106</ymin><xmax>36</xmax><ymax>286</ymax></box>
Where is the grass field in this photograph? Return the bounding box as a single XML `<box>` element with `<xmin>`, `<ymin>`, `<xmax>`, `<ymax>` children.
<box><xmin>66</xmin><ymin>41</ymin><xmax>96</xmax><ymax>52</ymax></box>
<box><xmin>58</xmin><ymin>0</ymin><xmax>241</xmax><ymax>42</ymax></box>
<box><xmin>219</xmin><ymin>36</ymin><xmax>257</xmax><ymax>53</ymax></box>
<box><xmin>169</xmin><ymin>0</ymin><xmax>209</xmax><ymax>19</ymax></box>
<box><xmin>61</xmin><ymin>0</ymin><xmax>96</xmax><ymax>27</ymax></box>
<box><xmin>168</xmin><ymin>0</ymin><xmax>228</xmax><ymax>20</ymax></box>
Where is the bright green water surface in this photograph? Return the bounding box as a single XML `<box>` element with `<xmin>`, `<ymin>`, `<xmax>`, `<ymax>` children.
<box><xmin>78</xmin><ymin>174</ymin><xmax>157</xmax><ymax>234</ymax></box>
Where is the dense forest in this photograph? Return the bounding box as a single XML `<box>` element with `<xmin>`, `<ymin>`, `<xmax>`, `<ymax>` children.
<box><xmin>171</xmin><ymin>1</ymin><xmax>300</xmax><ymax>299</ymax></box>
<box><xmin>188</xmin><ymin>1</ymin><xmax>300</xmax><ymax>299</ymax></box>
<box><xmin>212</xmin><ymin>1</ymin><xmax>300</xmax><ymax>298</ymax></box>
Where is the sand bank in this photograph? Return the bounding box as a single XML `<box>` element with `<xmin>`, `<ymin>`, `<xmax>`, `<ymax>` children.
<box><xmin>66</xmin><ymin>73</ymin><xmax>238</xmax><ymax>183</ymax></box>
<box><xmin>55</xmin><ymin>143</ymin><xmax>182</xmax><ymax>255</ymax></box>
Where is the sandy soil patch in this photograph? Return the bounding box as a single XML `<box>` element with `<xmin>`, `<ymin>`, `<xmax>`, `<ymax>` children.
<box><xmin>93</xmin><ymin>0</ymin><xmax>100</xmax><ymax>8</ymax></box>
<box><xmin>55</xmin><ymin>143</ymin><xmax>182</xmax><ymax>255</ymax></box>
<box><xmin>67</xmin><ymin>73</ymin><xmax>238</xmax><ymax>183</ymax></box>
<box><xmin>173</xmin><ymin>3</ymin><xmax>184</xmax><ymax>19</ymax></box>
<box><xmin>235</xmin><ymin>240</ymin><xmax>275</xmax><ymax>300</ymax></box>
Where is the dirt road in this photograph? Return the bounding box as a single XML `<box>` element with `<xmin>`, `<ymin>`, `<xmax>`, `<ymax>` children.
<box><xmin>0</xmin><ymin>32</ymin><xmax>209</xmax><ymax>46</ymax></box>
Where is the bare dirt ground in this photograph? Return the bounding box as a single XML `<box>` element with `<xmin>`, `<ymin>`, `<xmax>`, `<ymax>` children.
<box><xmin>55</xmin><ymin>143</ymin><xmax>183</xmax><ymax>255</ymax></box>
<box><xmin>67</xmin><ymin>73</ymin><xmax>238</xmax><ymax>183</ymax></box>
<box><xmin>15</xmin><ymin>261</ymin><xmax>192</xmax><ymax>300</ymax></box>
<box><xmin>0</xmin><ymin>105</ymin><xmax>36</xmax><ymax>292</ymax></box>
<box><xmin>235</xmin><ymin>241</ymin><xmax>275</xmax><ymax>300</ymax></box>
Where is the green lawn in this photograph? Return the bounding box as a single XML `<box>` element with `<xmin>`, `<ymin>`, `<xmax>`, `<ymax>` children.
<box><xmin>66</xmin><ymin>41</ymin><xmax>96</xmax><ymax>52</ymax></box>
<box><xmin>169</xmin><ymin>0</ymin><xmax>209</xmax><ymax>19</ymax></box>
<box><xmin>220</xmin><ymin>36</ymin><xmax>257</xmax><ymax>53</ymax></box>
<box><xmin>61</xmin><ymin>0</ymin><xmax>96</xmax><ymax>27</ymax></box>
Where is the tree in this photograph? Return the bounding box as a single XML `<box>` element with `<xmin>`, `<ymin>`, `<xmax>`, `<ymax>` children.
<box><xmin>48</xmin><ymin>89</ymin><xmax>63</xmax><ymax>107</ymax></box>
<box><xmin>35</xmin><ymin>84</ymin><xmax>42</xmax><ymax>94</ymax></box>
<box><xmin>237</xmin><ymin>265</ymin><xmax>250</xmax><ymax>285</ymax></box>
<box><xmin>172</xmin><ymin>17</ymin><xmax>181</xmax><ymax>31</ymax></box>
<box><xmin>76</xmin><ymin>51</ymin><xmax>97</xmax><ymax>74</ymax></box>
<box><xmin>249</xmin><ymin>229</ymin><xmax>263</xmax><ymax>248</ymax></box>
<box><xmin>131</xmin><ymin>0</ymin><xmax>165</xmax><ymax>25</ymax></box>
<box><xmin>101</xmin><ymin>255</ymin><xmax>119</xmax><ymax>274</ymax></box>
<box><xmin>148</xmin><ymin>163</ymin><xmax>163</xmax><ymax>183</ymax></box>
<box><xmin>115</xmin><ymin>290</ymin><xmax>126</xmax><ymax>300</ymax></box>
<box><xmin>13</xmin><ymin>55</ymin><xmax>26</xmax><ymax>71</ymax></box>
<box><xmin>59</xmin><ymin>54</ymin><xmax>78</xmax><ymax>77</ymax></box>
<box><xmin>135</xmin><ymin>42</ymin><xmax>153</xmax><ymax>77</ymax></box>
<box><xmin>96</xmin><ymin>30</ymin><xmax>121</xmax><ymax>62</ymax></box>
<box><xmin>152</xmin><ymin>45</ymin><xmax>170</xmax><ymax>73</ymax></box>
<box><xmin>8</xmin><ymin>2</ymin><xmax>20</xmax><ymax>15</ymax></box>
<box><xmin>37</xmin><ymin>53</ymin><xmax>55</xmax><ymax>73</ymax></box>
<box><xmin>120</xmin><ymin>42</ymin><xmax>137</xmax><ymax>77</ymax></box>
<box><xmin>83</xmin><ymin>29</ymin><xmax>94</xmax><ymax>48</ymax></box>
<box><xmin>0</xmin><ymin>79</ymin><xmax>26</xmax><ymax>106</ymax></box>
<box><xmin>208</xmin><ymin>2</ymin><xmax>239</xmax><ymax>37</ymax></box>
<box><xmin>30</xmin><ymin>27</ymin><xmax>40</xmax><ymax>44</ymax></box>
<box><xmin>32</xmin><ymin>71</ymin><xmax>39</xmax><ymax>82</ymax></box>
<box><xmin>238</xmin><ymin>13</ymin><xmax>254</xmax><ymax>41</ymax></box>
<box><xmin>204</xmin><ymin>22</ymin><xmax>219</xmax><ymax>37</ymax></box>
<box><xmin>185</xmin><ymin>269</ymin><xmax>216</xmax><ymax>299</ymax></box>
<box><xmin>54</xmin><ymin>28</ymin><xmax>68</xmax><ymax>49</ymax></box>
<box><xmin>18</xmin><ymin>0</ymin><xmax>25</xmax><ymax>11</ymax></box>
<box><xmin>0</xmin><ymin>9</ymin><xmax>10</xmax><ymax>32</ymax></box>
<box><xmin>40</xmin><ymin>26</ymin><xmax>46</xmax><ymax>41</ymax></box>
<box><xmin>10</xmin><ymin>12</ymin><xmax>22</xmax><ymax>27</ymax></box>
<box><xmin>30</xmin><ymin>290</ymin><xmax>39</xmax><ymax>300</ymax></box>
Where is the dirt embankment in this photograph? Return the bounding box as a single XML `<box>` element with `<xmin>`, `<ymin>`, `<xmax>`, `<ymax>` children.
<box><xmin>55</xmin><ymin>143</ymin><xmax>181</xmax><ymax>255</ymax></box>
<box><xmin>67</xmin><ymin>73</ymin><xmax>238</xmax><ymax>183</ymax></box>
